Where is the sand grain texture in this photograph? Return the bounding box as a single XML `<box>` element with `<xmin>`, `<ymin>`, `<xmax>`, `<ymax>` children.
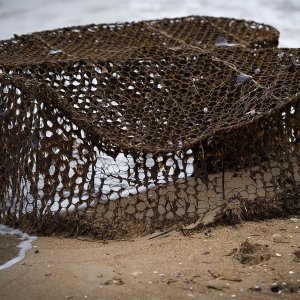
<box><xmin>0</xmin><ymin>235</ymin><xmax>20</xmax><ymax>266</ymax></box>
<box><xmin>0</xmin><ymin>219</ymin><xmax>300</xmax><ymax>299</ymax></box>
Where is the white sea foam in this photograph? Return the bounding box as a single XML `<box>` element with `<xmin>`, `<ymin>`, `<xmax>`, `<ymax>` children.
<box><xmin>0</xmin><ymin>224</ymin><xmax>37</xmax><ymax>271</ymax></box>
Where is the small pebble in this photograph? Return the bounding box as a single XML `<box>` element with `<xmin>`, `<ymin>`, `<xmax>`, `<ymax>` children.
<box><xmin>254</xmin><ymin>68</ymin><xmax>261</xmax><ymax>74</ymax></box>
<box><xmin>250</xmin><ymin>285</ymin><xmax>262</xmax><ymax>292</ymax></box>
<box><xmin>49</xmin><ymin>49</ymin><xmax>63</xmax><ymax>55</ymax></box>
<box><xmin>236</xmin><ymin>73</ymin><xmax>252</xmax><ymax>85</ymax></box>
<box><xmin>246</xmin><ymin>109</ymin><xmax>256</xmax><ymax>115</ymax></box>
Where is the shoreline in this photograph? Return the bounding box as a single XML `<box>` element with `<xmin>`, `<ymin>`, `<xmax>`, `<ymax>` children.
<box><xmin>0</xmin><ymin>225</ymin><xmax>37</xmax><ymax>271</ymax></box>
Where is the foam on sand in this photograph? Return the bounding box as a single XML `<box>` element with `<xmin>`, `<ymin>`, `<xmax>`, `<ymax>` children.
<box><xmin>0</xmin><ymin>224</ymin><xmax>37</xmax><ymax>271</ymax></box>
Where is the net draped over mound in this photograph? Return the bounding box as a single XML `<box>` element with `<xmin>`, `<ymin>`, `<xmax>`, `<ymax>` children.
<box><xmin>0</xmin><ymin>16</ymin><xmax>299</xmax><ymax>238</ymax></box>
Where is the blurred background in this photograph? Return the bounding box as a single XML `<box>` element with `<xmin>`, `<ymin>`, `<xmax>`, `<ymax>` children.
<box><xmin>0</xmin><ymin>0</ymin><xmax>299</xmax><ymax>47</ymax></box>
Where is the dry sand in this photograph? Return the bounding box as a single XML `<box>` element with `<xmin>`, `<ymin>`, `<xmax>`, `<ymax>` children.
<box><xmin>0</xmin><ymin>219</ymin><xmax>300</xmax><ymax>300</ymax></box>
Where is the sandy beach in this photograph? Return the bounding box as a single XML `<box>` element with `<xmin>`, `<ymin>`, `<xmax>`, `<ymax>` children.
<box><xmin>0</xmin><ymin>1</ymin><xmax>299</xmax><ymax>300</ymax></box>
<box><xmin>0</xmin><ymin>219</ymin><xmax>300</xmax><ymax>299</ymax></box>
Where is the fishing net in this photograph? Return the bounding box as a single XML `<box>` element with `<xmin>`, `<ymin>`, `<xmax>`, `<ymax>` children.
<box><xmin>0</xmin><ymin>16</ymin><xmax>299</xmax><ymax>238</ymax></box>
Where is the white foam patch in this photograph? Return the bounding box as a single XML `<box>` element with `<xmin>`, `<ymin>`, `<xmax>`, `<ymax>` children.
<box><xmin>0</xmin><ymin>224</ymin><xmax>37</xmax><ymax>271</ymax></box>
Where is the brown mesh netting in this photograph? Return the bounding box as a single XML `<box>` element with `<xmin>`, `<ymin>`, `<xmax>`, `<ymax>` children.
<box><xmin>0</xmin><ymin>16</ymin><xmax>299</xmax><ymax>238</ymax></box>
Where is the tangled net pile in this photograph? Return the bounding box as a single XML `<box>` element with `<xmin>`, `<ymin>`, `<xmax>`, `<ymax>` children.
<box><xmin>0</xmin><ymin>16</ymin><xmax>299</xmax><ymax>238</ymax></box>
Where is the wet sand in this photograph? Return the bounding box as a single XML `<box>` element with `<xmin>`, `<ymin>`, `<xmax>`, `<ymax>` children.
<box><xmin>0</xmin><ymin>218</ymin><xmax>300</xmax><ymax>299</ymax></box>
<box><xmin>0</xmin><ymin>235</ymin><xmax>21</xmax><ymax>266</ymax></box>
